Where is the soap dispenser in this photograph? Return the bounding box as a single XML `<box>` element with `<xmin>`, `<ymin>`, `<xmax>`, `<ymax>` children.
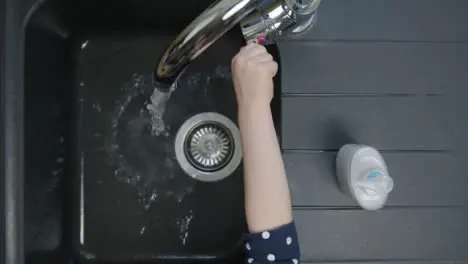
<box><xmin>336</xmin><ymin>144</ymin><xmax>394</xmax><ymax>210</ymax></box>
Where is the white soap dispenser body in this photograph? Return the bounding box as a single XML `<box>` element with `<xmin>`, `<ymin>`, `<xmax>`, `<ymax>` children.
<box><xmin>336</xmin><ymin>144</ymin><xmax>394</xmax><ymax>210</ymax></box>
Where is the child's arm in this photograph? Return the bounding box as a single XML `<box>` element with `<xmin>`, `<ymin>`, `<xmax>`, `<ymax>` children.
<box><xmin>232</xmin><ymin>43</ymin><xmax>300</xmax><ymax>264</ymax></box>
<box><xmin>232</xmin><ymin>43</ymin><xmax>293</xmax><ymax>233</ymax></box>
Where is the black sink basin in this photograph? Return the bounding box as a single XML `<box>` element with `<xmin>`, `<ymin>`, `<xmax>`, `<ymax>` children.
<box><xmin>23</xmin><ymin>0</ymin><xmax>281</xmax><ymax>263</ymax></box>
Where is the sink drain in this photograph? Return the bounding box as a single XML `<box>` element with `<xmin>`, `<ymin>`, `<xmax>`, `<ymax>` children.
<box><xmin>175</xmin><ymin>113</ymin><xmax>242</xmax><ymax>182</ymax></box>
<box><xmin>186</xmin><ymin>123</ymin><xmax>234</xmax><ymax>172</ymax></box>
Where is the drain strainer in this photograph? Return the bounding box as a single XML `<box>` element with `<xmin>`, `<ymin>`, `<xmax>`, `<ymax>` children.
<box><xmin>185</xmin><ymin>123</ymin><xmax>234</xmax><ymax>172</ymax></box>
<box><xmin>175</xmin><ymin>113</ymin><xmax>242</xmax><ymax>182</ymax></box>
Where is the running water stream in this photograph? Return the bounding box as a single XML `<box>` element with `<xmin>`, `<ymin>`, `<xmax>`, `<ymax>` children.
<box><xmin>146</xmin><ymin>79</ymin><xmax>178</xmax><ymax>136</ymax></box>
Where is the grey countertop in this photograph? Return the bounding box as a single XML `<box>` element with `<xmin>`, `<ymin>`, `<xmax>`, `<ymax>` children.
<box><xmin>279</xmin><ymin>0</ymin><xmax>468</xmax><ymax>262</ymax></box>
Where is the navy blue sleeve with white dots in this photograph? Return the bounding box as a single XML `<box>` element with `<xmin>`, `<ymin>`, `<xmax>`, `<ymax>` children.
<box><xmin>244</xmin><ymin>222</ymin><xmax>300</xmax><ymax>264</ymax></box>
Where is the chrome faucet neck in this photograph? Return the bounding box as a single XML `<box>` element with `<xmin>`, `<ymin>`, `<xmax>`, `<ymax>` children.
<box><xmin>154</xmin><ymin>0</ymin><xmax>321</xmax><ymax>87</ymax></box>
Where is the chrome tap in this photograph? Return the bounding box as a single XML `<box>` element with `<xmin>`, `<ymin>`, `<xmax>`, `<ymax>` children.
<box><xmin>155</xmin><ymin>0</ymin><xmax>321</xmax><ymax>86</ymax></box>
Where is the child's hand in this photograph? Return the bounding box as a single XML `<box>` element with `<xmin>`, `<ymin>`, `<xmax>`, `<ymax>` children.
<box><xmin>231</xmin><ymin>43</ymin><xmax>278</xmax><ymax>108</ymax></box>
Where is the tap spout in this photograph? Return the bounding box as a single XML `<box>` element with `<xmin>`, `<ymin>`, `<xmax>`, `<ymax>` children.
<box><xmin>155</xmin><ymin>0</ymin><xmax>258</xmax><ymax>86</ymax></box>
<box><xmin>154</xmin><ymin>0</ymin><xmax>321</xmax><ymax>89</ymax></box>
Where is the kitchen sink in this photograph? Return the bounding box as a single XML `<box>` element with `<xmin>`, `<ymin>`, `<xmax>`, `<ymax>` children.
<box><xmin>23</xmin><ymin>0</ymin><xmax>281</xmax><ymax>263</ymax></box>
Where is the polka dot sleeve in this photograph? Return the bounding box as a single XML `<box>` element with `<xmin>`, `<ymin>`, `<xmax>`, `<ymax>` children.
<box><xmin>244</xmin><ymin>222</ymin><xmax>300</xmax><ymax>264</ymax></box>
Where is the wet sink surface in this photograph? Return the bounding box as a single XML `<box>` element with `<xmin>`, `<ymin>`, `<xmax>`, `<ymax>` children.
<box><xmin>24</xmin><ymin>1</ymin><xmax>281</xmax><ymax>263</ymax></box>
<box><xmin>77</xmin><ymin>33</ymin><xmax>245</xmax><ymax>260</ymax></box>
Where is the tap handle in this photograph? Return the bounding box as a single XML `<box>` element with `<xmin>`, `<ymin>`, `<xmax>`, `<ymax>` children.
<box><xmin>240</xmin><ymin>0</ymin><xmax>321</xmax><ymax>45</ymax></box>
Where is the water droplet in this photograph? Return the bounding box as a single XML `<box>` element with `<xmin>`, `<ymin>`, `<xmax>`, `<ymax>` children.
<box><xmin>80</xmin><ymin>40</ymin><xmax>89</xmax><ymax>50</ymax></box>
